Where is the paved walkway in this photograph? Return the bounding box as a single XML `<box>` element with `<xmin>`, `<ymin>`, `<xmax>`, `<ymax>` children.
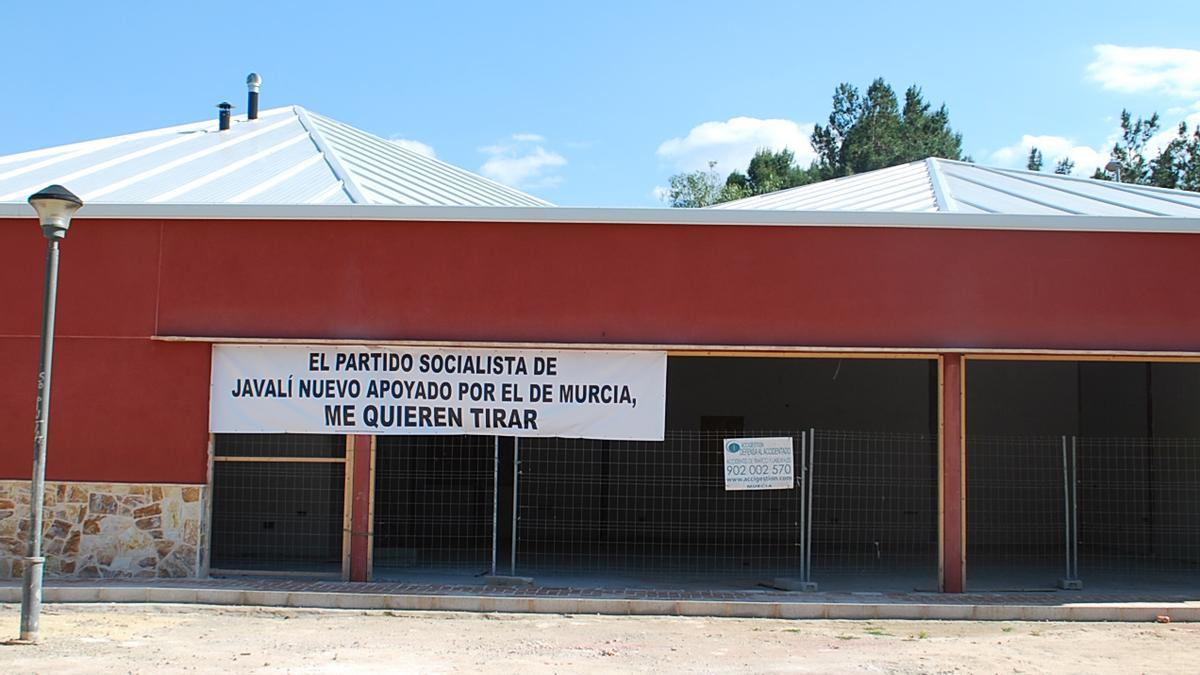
<box><xmin>2</xmin><ymin>577</ymin><xmax>1197</xmax><ymax>621</ymax></box>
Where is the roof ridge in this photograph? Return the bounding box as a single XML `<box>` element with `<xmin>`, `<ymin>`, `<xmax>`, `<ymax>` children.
<box><xmin>293</xmin><ymin>106</ymin><xmax>365</xmax><ymax>204</ymax></box>
<box><xmin>925</xmin><ymin>158</ymin><xmax>954</xmax><ymax>212</ymax></box>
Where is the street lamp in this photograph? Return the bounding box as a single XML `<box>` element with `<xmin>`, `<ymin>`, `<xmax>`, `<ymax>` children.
<box><xmin>18</xmin><ymin>184</ymin><xmax>82</xmax><ymax>644</ymax></box>
<box><xmin>1105</xmin><ymin>160</ymin><xmax>1122</xmax><ymax>183</ymax></box>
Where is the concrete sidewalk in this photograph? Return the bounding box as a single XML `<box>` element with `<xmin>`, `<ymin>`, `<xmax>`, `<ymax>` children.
<box><xmin>2</xmin><ymin>577</ymin><xmax>1198</xmax><ymax>621</ymax></box>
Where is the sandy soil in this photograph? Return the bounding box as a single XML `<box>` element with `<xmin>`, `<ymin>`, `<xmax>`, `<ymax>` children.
<box><xmin>1</xmin><ymin>603</ymin><xmax>1197</xmax><ymax>674</ymax></box>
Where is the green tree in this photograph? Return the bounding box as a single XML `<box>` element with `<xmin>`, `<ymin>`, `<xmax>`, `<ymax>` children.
<box><xmin>811</xmin><ymin>78</ymin><xmax>964</xmax><ymax>180</ymax></box>
<box><xmin>723</xmin><ymin>148</ymin><xmax>819</xmax><ymax>200</ymax></box>
<box><xmin>1027</xmin><ymin>147</ymin><xmax>1044</xmax><ymax>172</ymax></box>
<box><xmin>664</xmin><ymin>161</ymin><xmax>725</xmax><ymax>208</ymax></box>
<box><xmin>1054</xmin><ymin>156</ymin><xmax>1075</xmax><ymax>175</ymax></box>
<box><xmin>1089</xmin><ymin>110</ymin><xmax>1200</xmax><ymax>192</ymax></box>
<box><xmin>665</xmin><ymin>78</ymin><xmax>966</xmax><ymax>207</ymax></box>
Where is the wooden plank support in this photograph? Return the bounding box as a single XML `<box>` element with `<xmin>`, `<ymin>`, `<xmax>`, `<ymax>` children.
<box><xmin>940</xmin><ymin>353</ymin><xmax>966</xmax><ymax>593</ymax></box>
<box><xmin>349</xmin><ymin>434</ymin><xmax>374</xmax><ymax>582</ymax></box>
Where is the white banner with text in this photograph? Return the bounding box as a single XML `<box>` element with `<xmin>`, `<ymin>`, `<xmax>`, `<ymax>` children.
<box><xmin>210</xmin><ymin>345</ymin><xmax>666</xmax><ymax>440</ymax></box>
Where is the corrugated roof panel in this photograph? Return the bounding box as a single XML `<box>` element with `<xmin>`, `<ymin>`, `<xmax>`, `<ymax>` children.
<box><xmin>257</xmin><ymin>164</ymin><xmax>353</xmax><ymax>205</ymax></box>
<box><xmin>713</xmin><ymin>161</ymin><xmax>938</xmax><ymax>212</ymax></box>
<box><xmin>161</xmin><ymin>134</ymin><xmax>319</xmax><ymax>203</ymax></box>
<box><xmin>712</xmin><ymin>158</ymin><xmax>1200</xmax><ymax>217</ymax></box>
<box><xmin>307</xmin><ymin>112</ymin><xmax>551</xmax><ymax>207</ymax></box>
<box><xmin>0</xmin><ymin>106</ymin><xmax>551</xmax><ymax>207</ymax></box>
<box><xmin>939</xmin><ymin>163</ymin><xmax>1200</xmax><ymax>217</ymax></box>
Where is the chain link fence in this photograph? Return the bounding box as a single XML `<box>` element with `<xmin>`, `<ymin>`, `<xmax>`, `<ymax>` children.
<box><xmin>210</xmin><ymin>434</ymin><xmax>346</xmax><ymax>573</ymax></box>
<box><xmin>968</xmin><ymin>435</ymin><xmax>1200</xmax><ymax>589</ymax></box>
<box><xmin>372</xmin><ymin>435</ymin><xmax>496</xmax><ymax>572</ymax></box>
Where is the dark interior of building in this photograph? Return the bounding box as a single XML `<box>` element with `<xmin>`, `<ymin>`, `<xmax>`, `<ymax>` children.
<box><xmin>967</xmin><ymin>361</ymin><xmax>1200</xmax><ymax>590</ymax></box>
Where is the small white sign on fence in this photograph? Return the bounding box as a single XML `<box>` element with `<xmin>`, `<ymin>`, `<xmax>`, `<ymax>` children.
<box><xmin>723</xmin><ymin>437</ymin><xmax>795</xmax><ymax>490</ymax></box>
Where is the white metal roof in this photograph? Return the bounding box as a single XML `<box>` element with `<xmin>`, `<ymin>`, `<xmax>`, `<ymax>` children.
<box><xmin>711</xmin><ymin>158</ymin><xmax>1200</xmax><ymax>217</ymax></box>
<box><xmin>0</xmin><ymin>106</ymin><xmax>550</xmax><ymax>207</ymax></box>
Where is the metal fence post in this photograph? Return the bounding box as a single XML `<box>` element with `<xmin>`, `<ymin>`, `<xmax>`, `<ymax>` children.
<box><xmin>797</xmin><ymin>431</ymin><xmax>806</xmax><ymax>583</ymax></box>
<box><xmin>491</xmin><ymin>436</ymin><xmax>499</xmax><ymax>577</ymax></box>
<box><xmin>1059</xmin><ymin>435</ymin><xmax>1082</xmax><ymax>589</ymax></box>
<box><xmin>511</xmin><ymin>437</ymin><xmax>520</xmax><ymax>575</ymax></box>
<box><xmin>1071</xmin><ymin>436</ymin><xmax>1080</xmax><ymax>583</ymax></box>
<box><xmin>805</xmin><ymin>428</ymin><xmax>817</xmax><ymax>590</ymax></box>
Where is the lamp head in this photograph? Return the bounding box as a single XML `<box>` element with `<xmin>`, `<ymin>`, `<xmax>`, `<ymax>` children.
<box><xmin>1105</xmin><ymin>160</ymin><xmax>1121</xmax><ymax>173</ymax></box>
<box><xmin>28</xmin><ymin>185</ymin><xmax>83</xmax><ymax>240</ymax></box>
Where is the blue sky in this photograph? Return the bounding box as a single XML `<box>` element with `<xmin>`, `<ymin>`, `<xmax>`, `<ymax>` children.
<box><xmin>2</xmin><ymin>1</ymin><xmax>1198</xmax><ymax>206</ymax></box>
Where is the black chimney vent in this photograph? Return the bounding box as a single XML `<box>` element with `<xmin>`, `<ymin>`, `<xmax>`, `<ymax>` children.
<box><xmin>217</xmin><ymin>102</ymin><xmax>232</xmax><ymax>131</ymax></box>
<box><xmin>246</xmin><ymin>73</ymin><xmax>261</xmax><ymax>120</ymax></box>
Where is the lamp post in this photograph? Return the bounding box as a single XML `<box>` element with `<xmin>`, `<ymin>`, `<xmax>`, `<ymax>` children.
<box><xmin>18</xmin><ymin>184</ymin><xmax>82</xmax><ymax>644</ymax></box>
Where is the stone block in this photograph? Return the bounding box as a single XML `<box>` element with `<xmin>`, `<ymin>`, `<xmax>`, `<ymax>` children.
<box><xmin>0</xmin><ymin>498</ymin><xmax>15</xmax><ymax>510</ymax></box>
<box><xmin>119</xmin><ymin>495</ymin><xmax>146</xmax><ymax>515</ymax></box>
<box><xmin>135</xmin><ymin>515</ymin><xmax>162</xmax><ymax>531</ymax></box>
<box><xmin>82</xmin><ymin>517</ymin><xmax>101</xmax><ymax>535</ymax></box>
<box><xmin>67</xmin><ymin>485</ymin><xmax>89</xmax><ymax>504</ymax></box>
<box><xmin>64</xmin><ymin>530</ymin><xmax>81</xmax><ymax>556</ymax></box>
<box><xmin>133</xmin><ymin>503</ymin><xmax>162</xmax><ymax>519</ymax></box>
<box><xmin>137</xmin><ymin>555</ymin><xmax>158</xmax><ymax>569</ymax></box>
<box><xmin>89</xmin><ymin>493</ymin><xmax>119</xmax><ymax>515</ymax></box>
<box><xmin>46</xmin><ymin>519</ymin><xmax>72</xmax><ymax>540</ymax></box>
<box><xmin>182</xmin><ymin>487</ymin><xmax>200</xmax><ymax>502</ymax></box>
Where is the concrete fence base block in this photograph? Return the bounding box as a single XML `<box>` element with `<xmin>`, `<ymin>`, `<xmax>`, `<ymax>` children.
<box><xmin>483</xmin><ymin>575</ymin><xmax>534</xmax><ymax>587</ymax></box>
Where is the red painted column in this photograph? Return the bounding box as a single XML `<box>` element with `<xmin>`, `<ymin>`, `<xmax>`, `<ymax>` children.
<box><xmin>349</xmin><ymin>434</ymin><xmax>373</xmax><ymax>582</ymax></box>
<box><xmin>941</xmin><ymin>354</ymin><xmax>966</xmax><ymax>593</ymax></box>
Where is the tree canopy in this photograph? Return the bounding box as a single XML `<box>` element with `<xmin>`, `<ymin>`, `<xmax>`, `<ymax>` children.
<box><xmin>665</xmin><ymin>78</ymin><xmax>964</xmax><ymax>207</ymax></box>
<box><xmin>1092</xmin><ymin>111</ymin><xmax>1200</xmax><ymax>191</ymax></box>
<box><xmin>1027</xmin><ymin>110</ymin><xmax>1200</xmax><ymax>192</ymax></box>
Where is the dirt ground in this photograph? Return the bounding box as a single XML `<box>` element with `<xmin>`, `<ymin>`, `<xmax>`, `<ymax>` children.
<box><xmin>1</xmin><ymin>603</ymin><xmax>1197</xmax><ymax>674</ymax></box>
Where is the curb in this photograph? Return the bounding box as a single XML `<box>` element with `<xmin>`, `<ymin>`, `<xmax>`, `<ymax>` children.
<box><xmin>1</xmin><ymin>586</ymin><xmax>1196</xmax><ymax>621</ymax></box>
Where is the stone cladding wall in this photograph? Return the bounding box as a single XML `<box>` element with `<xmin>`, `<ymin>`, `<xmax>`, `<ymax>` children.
<box><xmin>0</xmin><ymin>481</ymin><xmax>206</xmax><ymax>578</ymax></box>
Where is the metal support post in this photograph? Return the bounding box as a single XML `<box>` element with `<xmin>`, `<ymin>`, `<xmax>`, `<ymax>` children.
<box><xmin>20</xmin><ymin>239</ymin><xmax>61</xmax><ymax>643</ymax></box>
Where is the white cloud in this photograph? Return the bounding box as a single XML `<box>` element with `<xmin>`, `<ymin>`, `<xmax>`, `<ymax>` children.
<box><xmin>479</xmin><ymin>134</ymin><xmax>567</xmax><ymax>188</ymax></box>
<box><xmin>1087</xmin><ymin>45</ymin><xmax>1200</xmax><ymax>99</ymax></box>
<box><xmin>390</xmin><ymin>138</ymin><xmax>436</xmax><ymax>158</ymax></box>
<box><xmin>656</xmin><ymin>117</ymin><xmax>816</xmax><ymax>174</ymax></box>
<box><xmin>990</xmin><ymin>134</ymin><xmax>1111</xmax><ymax>176</ymax></box>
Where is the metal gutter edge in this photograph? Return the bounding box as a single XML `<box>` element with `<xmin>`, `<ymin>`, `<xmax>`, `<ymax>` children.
<box><xmin>1</xmin><ymin>203</ymin><xmax>1197</xmax><ymax>235</ymax></box>
<box><xmin>293</xmin><ymin>106</ymin><xmax>368</xmax><ymax>204</ymax></box>
<box><xmin>150</xmin><ymin>336</ymin><xmax>1200</xmax><ymax>360</ymax></box>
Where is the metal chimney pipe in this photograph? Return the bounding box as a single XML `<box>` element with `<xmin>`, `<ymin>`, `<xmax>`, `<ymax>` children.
<box><xmin>218</xmin><ymin>102</ymin><xmax>232</xmax><ymax>131</ymax></box>
<box><xmin>246</xmin><ymin>73</ymin><xmax>261</xmax><ymax>120</ymax></box>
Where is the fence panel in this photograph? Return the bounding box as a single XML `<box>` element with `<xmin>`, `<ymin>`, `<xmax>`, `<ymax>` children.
<box><xmin>810</xmin><ymin>430</ymin><xmax>939</xmax><ymax>579</ymax></box>
<box><xmin>372</xmin><ymin>435</ymin><xmax>495</xmax><ymax>571</ymax></box>
<box><xmin>1076</xmin><ymin>437</ymin><xmax>1200</xmax><ymax>574</ymax></box>
<box><xmin>516</xmin><ymin>431</ymin><xmax>806</xmax><ymax>578</ymax></box>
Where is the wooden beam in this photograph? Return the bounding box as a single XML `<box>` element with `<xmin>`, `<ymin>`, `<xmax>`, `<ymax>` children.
<box><xmin>940</xmin><ymin>353</ymin><xmax>966</xmax><ymax>593</ymax></box>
